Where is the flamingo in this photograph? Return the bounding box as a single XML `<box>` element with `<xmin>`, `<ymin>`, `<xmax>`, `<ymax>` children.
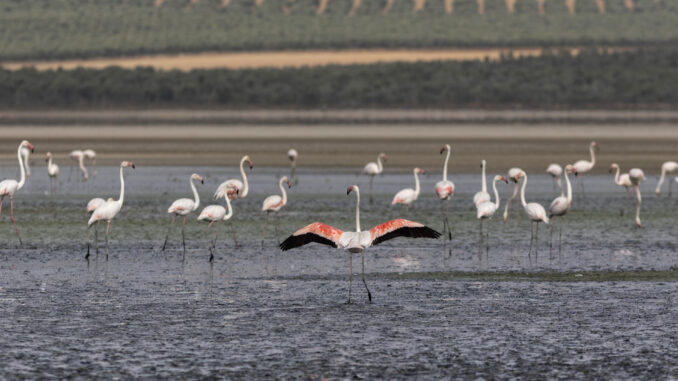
<box><xmin>609</xmin><ymin>163</ymin><xmax>634</xmax><ymax>213</ymax></box>
<box><xmin>549</xmin><ymin>164</ymin><xmax>576</xmax><ymax>255</ymax></box>
<box><xmin>572</xmin><ymin>141</ymin><xmax>599</xmax><ymax>196</ymax></box>
<box><xmin>20</xmin><ymin>146</ymin><xmax>31</xmax><ymax>178</ymax></box>
<box><xmin>629</xmin><ymin>168</ymin><xmax>645</xmax><ymax>228</ymax></box>
<box><xmin>546</xmin><ymin>163</ymin><xmax>563</xmax><ymax>195</ymax></box>
<box><xmin>362</xmin><ymin>152</ymin><xmax>386</xmax><ymax>203</ymax></box>
<box><xmin>656</xmin><ymin>161</ymin><xmax>678</xmax><ymax>197</ymax></box>
<box><xmin>198</xmin><ymin>189</ymin><xmax>235</xmax><ymax>263</ymax></box>
<box><xmin>83</xmin><ymin>149</ymin><xmax>97</xmax><ymax>178</ymax></box>
<box><xmin>69</xmin><ymin>150</ymin><xmax>88</xmax><ymax>182</ymax></box>
<box><xmin>0</xmin><ymin>140</ymin><xmax>34</xmax><ymax>245</ymax></box>
<box><xmin>86</xmin><ymin>197</ymin><xmax>107</xmax><ymax>256</ymax></box>
<box><xmin>516</xmin><ymin>171</ymin><xmax>549</xmax><ymax>261</ymax></box>
<box><xmin>45</xmin><ymin>152</ymin><xmax>59</xmax><ymax>194</ymax></box>
<box><xmin>214</xmin><ymin>155</ymin><xmax>253</xmax><ymax>201</ymax></box>
<box><xmin>435</xmin><ymin>144</ymin><xmax>454</xmax><ymax>240</ymax></box>
<box><xmin>503</xmin><ymin>167</ymin><xmax>524</xmax><ymax>222</ymax></box>
<box><xmin>476</xmin><ymin>175</ymin><xmax>508</xmax><ymax>259</ymax></box>
<box><xmin>287</xmin><ymin>149</ymin><xmax>298</xmax><ymax>183</ymax></box>
<box><xmin>279</xmin><ymin>185</ymin><xmax>440</xmax><ymax>303</ymax></box>
<box><xmin>473</xmin><ymin>160</ymin><xmax>490</xmax><ymax>207</ymax></box>
<box><xmin>261</xmin><ymin>176</ymin><xmax>292</xmax><ymax>248</ymax></box>
<box><xmin>392</xmin><ymin>168</ymin><xmax>424</xmax><ymax>211</ymax></box>
<box><xmin>86</xmin><ymin>161</ymin><xmax>135</xmax><ymax>259</ymax></box>
<box><xmin>161</xmin><ymin>173</ymin><xmax>204</xmax><ymax>256</ymax></box>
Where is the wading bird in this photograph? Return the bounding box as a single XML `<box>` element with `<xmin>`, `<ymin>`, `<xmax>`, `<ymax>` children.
<box><xmin>45</xmin><ymin>152</ymin><xmax>59</xmax><ymax>194</ymax></box>
<box><xmin>83</xmin><ymin>149</ymin><xmax>97</xmax><ymax>178</ymax></box>
<box><xmin>656</xmin><ymin>161</ymin><xmax>678</xmax><ymax>197</ymax></box>
<box><xmin>162</xmin><ymin>173</ymin><xmax>204</xmax><ymax>256</ymax></box>
<box><xmin>546</xmin><ymin>163</ymin><xmax>563</xmax><ymax>195</ymax></box>
<box><xmin>261</xmin><ymin>176</ymin><xmax>292</xmax><ymax>248</ymax></box>
<box><xmin>629</xmin><ymin>168</ymin><xmax>645</xmax><ymax>228</ymax></box>
<box><xmin>86</xmin><ymin>197</ymin><xmax>106</xmax><ymax>256</ymax></box>
<box><xmin>503</xmin><ymin>167</ymin><xmax>524</xmax><ymax>222</ymax></box>
<box><xmin>362</xmin><ymin>152</ymin><xmax>386</xmax><ymax>203</ymax></box>
<box><xmin>86</xmin><ymin>161</ymin><xmax>135</xmax><ymax>259</ymax></box>
<box><xmin>516</xmin><ymin>171</ymin><xmax>549</xmax><ymax>261</ymax></box>
<box><xmin>392</xmin><ymin>168</ymin><xmax>424</xmax><ymax>211</ymax></box>
<box><xmin>280</xmin><ymin>185</ymin><xmax>440</xmax><ymax>303</ymax></box>
<box><xmin>287</xmin><ymin>148</ymin><xmax>298</xmax><ymax>183</ymax></box>
<box><xmin>69</xmin><ymin>150</ymin><xmax>88</xmax><ymax>182</ymax></box>
<box><xmin>198</xmin><ymin>189</ymin><xmax>235</xmax><ymax>263</ymax></box>
<box><xmin>476</xmin><ymin>175</ymin><xmax>508</xmax><ymax>259</ymax></box>
<box><xmin>435</xmin><ymin>144</ymin><xmax>454</xmax><ymax>240</ymax></box>
<box><xmin>0</xmin><ymin>140</ymin><xmax>34</xmax><ymax>245</ymax></box>
<box><xmin>573</xmin><ymin>141</ymin><xmax>598</xmax><ymax>196</ymax></box>
<box><xmin>610</xmin><ymin>163</ymin><xmax>634</xmax><ymax>213</ymax></box>
<box><xmin>473</xmin><ymin>160</ymin><xmax>490</xmax><ymax>207</ymax></box>
<box><xmin>214</xmin><ymin>155</ymin><xmax>253</xmax><ymax>201</ymax></box>
<box><xmin>549</xmin><ymin>165</ymin><xmax>576</xmax><ymax>255</ymax></box>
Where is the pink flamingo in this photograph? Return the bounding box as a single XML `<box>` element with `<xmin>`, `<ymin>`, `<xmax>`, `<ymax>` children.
<box><xmin>45</xmin><ymin>152</ymin><xmax>60</xmax><ymax>194</ymax></box>
<box><xmin>86</xmin><ymin>161</ymin><xmax>135</xmax><ymax>259</ymax></box>
<box><xmin>549</xmin><ymin>164</ymin><xmax>576</xmax><ymax>255</ymax></box>
<box><xmin>261</xmin><ymin>176</ymin><xmax>292</xmax><ymax>248</ymax></box>
<box><xmin>435</xmin><ymin>144</ymin><xmax>454</xmax><ymax>240</ymax></box>
<box><xmin>69</xmin><ymin>150</ymin><xmax>88</xmax><ymax>182</ymax></box>
<box><xmin>214</xmin><ymin>155</ymin><xmax>253</xmax><ymax>201</ymax></box>
<box><xmin>362</xmin><ymin>152</ymin><xmax>386</xmax><ymax>203</ymax></box>
<box><xmin>198</xmin><ymin>189</ymin><xmax>235</xmax><ymax>263</ymax></box>
<box><xmin>503</xmin><ymin>167</ymin><xmax>524</xmax><ymax>222</ymax></box>
<box><xmin>656</xmin><ymin>161</ymin><xmax>678</xmax><ymax>197</ymax></box>
<box><xmin>516</xmin><ymin>171</ymin><xmax>549</xmax><ymax>261</ymax></box>
<box><xmin>476</xmin><ymin>175</ymin><xmax>508</xmax><ymax>259</ymax></box>
<box><xmin>0</xmin><ymin>140</ymin><xmax>34</xmax><ymax>245</ymax></box>
<box><xmin>572</xmin><ymin>141</ymin><xmax>599</xmax><ymax>196</ymax></box>
<box><xmin>392</xmin><ymin>168</ymin><xmax>424</xmax><ymax>211</ymax></box>
<box><xmin>280</xmin><ymin>185</ymin><xmax>440</xmax><ymax>303</ymax></box>
<box><xmin>546</xmin><ymin>163</ymin><xmax>563</xmax><ymax>195</ymax></box>
<box><xmin>162</xmin><ymin>173</ymin><xmax>204</xmax><ymax>256</ymax></box>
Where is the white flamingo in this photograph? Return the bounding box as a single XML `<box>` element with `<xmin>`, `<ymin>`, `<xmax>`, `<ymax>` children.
<box><xmin>546</xmin><ymin>163</ymin><xmax>563</xmax><ymax>195</ymax></box>
<box><xmin>362</xmin><ymin>152</ymin><xmax>386</xmax><ymax>203</ymax></box>
<box><xmin>435</xmin><ymin>144</ymin><xmax>454</xmax><ymax>240</ymax></box>
<box><xmin>198</xmin><ymin>189</ymin><xmax>235</xmax><ymax>263</ymax></box>
<box><xmin>162</xmin><ymin>173</ymin><xmax>204</xmax><ymax>256</ymax></box>
<box><xmin>392</xmin><ymin>168</ymin><xmax>424</xmax><ymax>211</ymax></box>
<box><xmin>473</xmin><ymin>160</ymin><xmax>490</xmax><ymax>207</ymax></box>
<box><xmin>279</xmin><ymin>185</ymin><xmax>440</xmax><ymax>303</ymax></box>
<box><xmin>69</xmin><ymin>150</ymin><xmax>88</xmax><ymax>182</ymax></box>
<box><xmin>83</xmin><ymin>149</ymin><xmax>97</xmax><ymax>179</ymax></box>
<box><xmin>629</xmin><ymin>168</ymin><xmax>645</xmax><ymax>228</ymax></box>
<box><xmin>572</xmin><ymin>141</ymin><xmax>598</xmax><ymax>196</ymax></box>
<box><xmin>503</xmin><ymin>167</ymin><xmax>524</xmax><ymax>222</ymax></box>
<box><xmin>261</xmin><ymin>176</ymin><xmax>292</xmax><ymax>248</ymax></box>
<box><xmin>287</xmin><ymin>148</ymin><xmax>298</xmax><ymax>183</ymax></box>
<box><xmin>86</xmin><ymin>197</ymin><xmax>108</xmax><ymax>255</ymax></box>
<box><xmin>476</xmin><ymin>175</ymin><xmax>508</xmax><ymax>258</ymax></box>
<box><xmin>516</xmin><ymin>171</ymin><xmax>549</xmax><ymax>261</ymax></box>
<box><xmin>0</xmin><ymin>140</ymin><xmax>34</xmax><ymax>245</ymax></box>
<box><xmin>548</xmin><ymin>164</ymin><xmax>576</xmax><ymax>254</ymax></box>
<box><xmin>45</xmin><ymin>152</ymin><xmax>60</xmax><ymax>194</ymax></box>
<box><xmin>214</xmin><ymin>155</ymin><xmax>253</xmax><ymax>201</ymax></box>
<box><xmin>609</xmin><ymin>163</ymin><xmax>634</xmax><ymax>213</ymax></box>
<box><xmin>86</xmin><ymin>161</ymin><xmax>135</xmax><ymax>259</ymax></box>
<box><xmin>656</xmin><ymin>161</ymin><xmax>678</xmax><ymax>197</ymax></box>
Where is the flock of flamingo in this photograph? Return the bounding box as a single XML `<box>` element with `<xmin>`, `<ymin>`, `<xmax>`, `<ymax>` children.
<box><xmin>2</xmin><ymin>140</ymin><xmax>677</xmax><ymax>302</ymax></box>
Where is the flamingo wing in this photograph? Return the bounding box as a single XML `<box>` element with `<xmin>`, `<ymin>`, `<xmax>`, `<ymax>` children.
<box><xmin>279</xmin><ymin>222</ymin><xmax>344</xmax><ymax>251</ymax></box>
<box><xmin>368</xmin><ymin>219</ymin><xmax>440</xmax><ymax>247</ymax></box>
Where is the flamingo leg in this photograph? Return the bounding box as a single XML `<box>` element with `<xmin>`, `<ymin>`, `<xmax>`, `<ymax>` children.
<box><xmin>669</xmin><ymin>180</ymin><xmax>673</xmax><ymax>198</ymax></box>
<box><xmin>274</xmin><ymin>211</ymin><xmax>280</xmax><ymax>245</ymax></box>
<box><xmin>528</xmin><ymin>221</ymin><xmax>534</xmax><ymax>264</ymax></box>
<box><xmin>446</xmin><ymin>198</ymin><xmax>452</xmax><ymax>241</ymax></box>
<box><xmin>549</xmin><ymin>222</ymin><xmax>554</xmax><ymax>258</ymax></box>
<box><xmin>86</xmin><ymin>225</ymin><xmax>91</xmax><ymax>260</ymax></box>
<box><xmin>0</xmin><ymin>195</ymin><xmax>5</xmax><ymax>221</ymax></box>
<box><xmin>369</xmin><ymin>175</ymin><xmax>374</xmax><ymax>204</ymax></box>
<box><xmin>486</xmin><ymin>217</ymin><xmax>491</xmax><ymax>261</ymax></box>
<box><xmin>10</xmin><ymin>197</ymin><xmax>22</xmax><ymax>245</ymax></box>
<box><xmin>559</xmin><ymin>216</ymin><xmax>564</xmax><ymax>262</ymax></box>
<box><xmin>347</xmin><ymin>253</ymin><xmax>353</xmax><ymax>304</ymax></box>
<box><xmin>105</xmin><ymin>221</ymin><xmax>110</xmax><ymax>260</ymax></box>
<box><xmin>161</xmin><ymin>215</ymin><xmax>177</xmax><ymax>251</ymax></box>
<box><xmin>208</xmin><ymin>221</ymin><xmax>215</xmax><ymax>262</ymax></box>
<box><xmin>535</xmin><ymin>222</ymin><xmax>539</xmax><ymax>263</ymax></box>
<box><xmin>182</xmin><ymin>215</ymin><xmax>186</xmax><ymax>257</ymax></box>
<box><xmin>361</xmin><ymin>251</ymin><xmax>371</xmax><ymax>302</ymax></box>
<box><xmin>95</xmin><ymin>223</ymin><xmax>99</xmax><ymax>255</ymax></box>
<box><xmin>478</xmin><ymin>219</ymin><xmax>483</xmax><ymax>264</ymax></box>
<box><xmin>635</xmin><ymin>185</ymin><xmax>643</xmax><ymax>228</ymax></box>
<box><xmin>230</xmin><ymin>221</ymin><xmax>238</xmax><ymax>247</ymax></box>
<box><xmin>261</xmin><ymin>211</ymin><xmax>269</xmax><ymax>248</ymax></box>
<box><xmin>440</xmin><ymin>199</ymin><xmax>447</xmax><ymax>238</ymax></box>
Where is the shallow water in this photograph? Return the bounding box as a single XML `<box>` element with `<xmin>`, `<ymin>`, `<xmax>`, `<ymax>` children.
<box><xmin>1</xmin><ymin>165</ymin><xmax>677</xmax><ymax>378</ymax></box>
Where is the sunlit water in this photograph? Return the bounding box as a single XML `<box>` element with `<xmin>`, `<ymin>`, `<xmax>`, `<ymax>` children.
<box><xmin>0</xmin><ymin>165</ymin><xmax>676</xmax><ymax>378</ymax></box>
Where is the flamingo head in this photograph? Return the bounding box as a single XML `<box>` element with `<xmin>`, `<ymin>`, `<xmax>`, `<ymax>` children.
<box><xmin>415</xmin><ymin>168</ymin><xmax>425</xmax><ymax>174</ymax></box>
<box><xmin>122</xmin><ymin>161</ymin><xmax>135</xmax><ymax>169</ymax></box>
<box><xmin>592</xmin><ymin>141</ymin><xmax>599</xmax><ymax>152</ymax></box>
<box><xmin>45</xmin><ymin>152</ymin><xmax>52</xmax><ymax>161</ymax></box>
<box><xmin>347</xmin><ymin>185</ymin><xmax>359</xmax><ymax>195</ymax></box>
<box><xmin>566</xmin><ymin>164</ymin><xmax>578</xmax><ymax>176</ymax></box>
<box><xmin>287</xmin><ymin>149</ymin><xmax>298</xmax><ymax>161</ymax></box>
<box><xmin>439</xmin><ymin>144</ymin><xmax>450</xmax><ymax>154</ymax></box>
<box><xmin>515</xmin><ymin>171</ymin><xmax>525</xmax><ymax>181</ymax></box>
<box><xmin>244</xmin><ymin>155</ymin><xmax>253</xmax><ymax>170</ymax></box>
<box><xmin>379</xmin><ymin>153</ymin><xmax>387</xmax><ymax>162</ymax></box>
<box><xmin>480</xmin><ymin>159</ymin><xmax>486</xmax><ymax>168</ymax></box>
<box><xmin>227</xmin><ymin>186</ymin><xmax>240</xmax><ymax>200</ymax></box>
<box><xmin>282</xmin><ymin>176</ymin><xmax>292</xmax><ymax>188</ymax></box>
<box><xmin>495</xmin><ymin>175</ymin><xmax>508</xmax><ymax>184</ymax></box>
<box><xmin>191</xmin><ymin>173</ymin><xmax>204</xmax><ymax>184</ymax></box>
<box><xmin>609</xmin><ymin>163</ymin><xmax>619</xmax><ymax>174</ymax></box>
<box><xmin>21</xmin><ymin>140</ymin><xmax>34</xmax><ymax>153</ymax></box>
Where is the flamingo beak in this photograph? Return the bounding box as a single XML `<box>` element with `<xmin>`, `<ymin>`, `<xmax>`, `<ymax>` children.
<box><xmin>502</xmin><ymin>177</ymin><xmax>508</xmax><ymax>184</ymax></box>
<box><xmin>27</xmin><ymin>143</ymin><xmax>35</xmax><ymax>153</ymax></box>
<box><xmin>347</xmin><ymin>186</ymin><xmax>353</xmax><ymax>195</ymax></box>
<box><xmin>439</xmin><ymin>147</ymin><xmax>445</xmax><ymax>154</ymax></box>
<box><xmin>287</xmin><ymin>180</ymin><xmax>292</xmax><ymax>188</ymax></box>
<box><xmin>248</xmin><ymin>160</ymin><xmax>254</xmax><ymax>169</ymax></box>
<box><xmin>201</xmin><ymin>179</ymin><xmax>204</xmax><ymax>184</ymax></box>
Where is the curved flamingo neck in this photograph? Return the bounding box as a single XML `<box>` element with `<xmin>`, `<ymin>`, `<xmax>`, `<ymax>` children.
<box><xmin>491</xmin><ymin>177</ymin><xmax>500</xmax><ymax>209</ymax></box>
<box><xmin>413</xmin><ymin>169</ymin><xmax>420</xmax><ymax>199</ymax></box>
<box><xmin>279</xmin><ymin>177</ymin><xmax>288</xmax><ymax>206</ymax></box>
<box><xmin>79</xmin><ymin>155</ymin><xmax>88</xmax><ymax>180</ymax></box>
<box><xmin>17</xmin><ymin>144</ymin><xmax>26</xmax><ymax>190</ymax></box>
<box><xmin>223</xmin><ymin>193</ymin><xmax>233</xmax><ymax>220</ymax></box>
<box><xmin>21</xmin><ymin>149</ymin><xmax>30</xmax><ymax>175</ymax></box>
<box><xmin>190</xmin><ymin>177</ymin><xmax>200</xmax><ymax>211</ymax></box>
<box><xmin>519</xmin><ymin>173</ymin><xmax>528</xmax><ymax>208</ymax></box>
<box><xmin>117</xmin><ymin>164</ymin><xmax>125</xmax><ymax>206</ymax></box>
<box><xmin>635</xmin><ymin>185</ymin><xmax>642</xmax><ymax>226</ymax></box>
<box><xmin>657</xmin><ymin>167</ymin><xmax>666</xmax><ymax>194</ymax></box>
<box><xmin>481</xmin><ymin>161</ymin><xmax>487</xmax><ymax>193</ymax></box>
<box><xmin>612</xmin><ymin>166</ymin><xmax>622</xmax><ymax>186</ymax></box>
<box><xmin>442</xmin><ymin>149</ymin><xmax>450</xmax><ymax>181</ymax></box>
<box><xmin>376</xmin><ymin>155</ymin><xmax>383</xmax><ymax>173</ymax></box>
<box><xmin>239</xmin><ymin>157</ymin><xmax>249</xmax><ymax>197</ymax></box>
<box><xmin>353</xmin><ymin>186</ymin><xmax>361</xmax><ymax>232</ymax></box>
<box><xmin>565</xmin><ymin>171</ymin><xmax>573</xmax><ymax>204</ymax></box>
<box><xmin>589</xmin><ymin>144</ymin><xmax>596</xmax><ymax>167</ymax></box>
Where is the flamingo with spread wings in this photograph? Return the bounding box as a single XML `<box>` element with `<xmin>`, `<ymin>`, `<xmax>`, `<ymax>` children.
<box><xmin>280</xmin><ymin>185</ymin><xmax>440</xmax><ymax>303</ymax></box>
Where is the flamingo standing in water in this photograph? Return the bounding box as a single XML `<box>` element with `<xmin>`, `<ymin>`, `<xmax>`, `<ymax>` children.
<box><xmin>476</xmin><ymin>175</ymin><xmax>508</xmax><ymax>259</ymax></box>
<box><xmin>503</xmin><ymin>167</ymin><xmax>524</xmax><ymax>222</ymax></box>
<box><xmin>435</xmin><ymin>144</ymin><xmax>454</xmax><ymax>240</ymax></box>
<box><xmin>45</xmin><ymin>152</ymin><xmax>60</xmax><ymax>194</ymax></box>
<box><xmin>549</xmin><ymin>164</ymin><xmax>576</xmax><ymax>255</ymax></box>
<box><xmin>656</xmin><ymin>161</ymin><xmax>678</xmax><ymax>197</ymax></box>
<box><xmin>198</xmin><ymin>189</ymin><xmax>235</xmax><ymax>263</ymax></box>
<box><xmin>572</xmin><ymin>141</ymin><xmax>598</xmax><ymax>196</ymax></box>
<box><xmin>214</xmin><ymin>155</ymin><xmax>252</xmax><ymax>246</ymax></box>
<box><xmin>86</xmin><ymin>161</ymin><xmax>135</xmax><ymax>259</ymax></box>
<box><xmin>287</xmin><ymin>149</ymin><xmax>298</xmax><ymax>184</ymax></box>
<box><xmin>629</xmin><ymin>168</ymin><xmax>645</xmax><ymax>228</ymax></box>
<box><xmin>516</xmin><ymin>171</ymin><xmax>549</xmax><ymax>261</ymax></box>
<box><xmin>83</xmin><ymin>149</ymin><xmax>97</xmax><ymax>179</ymax></box>
<box><xmin>473</xmin><ymin>160</ymin><xmax>490</xmax><ymax>207</ymax></box>
<box><xmin>0</xmin><ymin>140</ymin><xmax>34</xmax><ymax>245</ymax></box>
<box><xmin>546</xmin><ymin>163</ymin><xmax>563</xmax><ymax>195</ymax></box>
<box><xmin>261</xmin><ymin>176</ymin><xmax>292</xmax><ymax>248</ymax></box>
<box><xmin>392</xmin><ymin>168</ymin><xmax>424</xmax><ymax>211</ymax></box>
<box><xmin>162</xmin><ymin>173</ymin><xmax>204</xmax><ymax>256</ymax></box>
<box><xmin>609</xmin><ymin>163</ymin><xmax>634</xmax><ymax>214</ymax></box>
<box><xmin>280</xmin><ymin>185</ymin><xmax>440</xmax><ymax>303</ymax></box>
<box><xmin>362</xmin><ymin>152</ymin><xmax>386</xmax><ymax>203</ymax></box>
<box><xmin>86</xmin><ymin>197</ymin><xmax>106</xmax><ymax>255</ymax></box>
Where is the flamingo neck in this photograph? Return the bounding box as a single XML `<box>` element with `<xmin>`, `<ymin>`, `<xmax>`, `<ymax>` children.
<box><xmin>190</xmin><ymin>177</ymin><xmax>200</xmax><ymax>211</ymax></box>
<box><xmin>613</xmin><ymin>166</ymin><xmax>621</xmax><ymax>186</ymax></box>
<box><xmin>47</xmin><ymin>156</ymin><xmax>53</xmax><ymax>170</ymax></box>
<box><xmin>565</xmin><ymin>171</ymin><xmax>573</xmax><ymax>204</ymax></box>
<box><xmin>239</xmin><ymin>157</ymin><xmax>249</xmax><ymax>197</ymax></box>
<box><xmin>17</xmin><ymin>144</ymin><xmax>26</xmax><ymax>190</ymax></box>
<box><xmin>442</xmin><ymin>149</ymin><xmax>450</xmax><ymax>181</ymax></box>
<box><xmin>481</xmin><ymin>162</ymin><xmax>487</xmax><ymax>193</ymax></box>
<box><xmin>657</xmin><ymin>167</ymin><xmax>667</xmax><ymax>194</ymax></box>
<box><xmin>223</xmin><ymin>193</ymin><xmax>233</xmax><ymax>220</ymax></box>
<box><xmin>354</xmin><ymin>187</ymin><xmax>361</xmax><ymax>232</ymax></box>
<box><xmin>492</xmin><ymin>178</ymin><xmax>500</xmax><ymax>209</ymax></box>
<box><xmin>519</xmin><ymin>174</ymin><xmax>528</xmax><ymax>208</ymax></box>
<box><xmin>635</xmin><ymin>185</ymin><xmax>642</xmax><ymax>226</ymax></box>
<box><xmin>79</xmin><ymin>155</ymin><xmax>88</xmax><ymax>180</ymax></box>
<box><xmin>22</xmin><ymin>149</ymin><xmax>30</xmax><ymax>175</ymax></box>
<box><xmin>376</xmin><ymin>155</ymin><xmax>383</xmax><ymax>173</ymax></box>
<box><xmin>589</xmin><ymin>145</ymin><xmax>596</xmax><ymax>167</ymax></box>
<box><xmin>117</xmin><ymin>164</ymin><xmax>125</xmax><ymax>206</ymax></box>
<box><xmin>413</xmin><ymin>169</ymin><xmax>420</xmax><ymax>199</ymax></box>
<box><xmin>279</xmin><ymin>177</ymin><xmax>288</xmax><ymax>206</ymax></box>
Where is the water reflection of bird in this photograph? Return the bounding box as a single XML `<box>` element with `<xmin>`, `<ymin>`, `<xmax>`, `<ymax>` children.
<box><xmin>0</xmin><ymin>140</ymin><xmax>34</xmax><ymax>245</ymax></box>
<box><xmin>392</xmin><ymin>168</ymin><xmax>424</xmax><ymax>211</ymax></box>
<box><xmin>656</xmin><ymin>161</ymin><xmax>677</xmax><ymax>197</ymax></box>
<box><xmin>516</xmin><ymin>171</ymin><xmax>549</xmax><ymax>261</ymax></box>
<box><xmin>162</xmin><ymin>173</ymin><xmax>203</xmax><ymax>256</ymax></box>
<box><xmin>280</xmin><ymin>185</ymin><xmax>440</xmax><ymax>303</ymax></box>
<box><xmin>362</xmin><ymin>152</ymin><xmax>386</xmax><ymax>203</ymax></box>
<box><xmin>261</xmin><ymin>176</ymin><xmax>292</xmax><ymax>248</ymax></box>
<box><xmin>435</xmin><ymin>145</ymin><xmax>454</xmax><ymax>241</ymax></box>
<box><xmin>572</xmin><ymin>141</ymin><xmax>599</xmax><ymax>196</ymax></box>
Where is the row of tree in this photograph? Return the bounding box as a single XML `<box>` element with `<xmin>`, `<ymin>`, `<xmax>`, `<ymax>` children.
<box><xmin>1</xmin><ymin>49</ymin><xmax>676</xmax><ymax>109</ymax></box>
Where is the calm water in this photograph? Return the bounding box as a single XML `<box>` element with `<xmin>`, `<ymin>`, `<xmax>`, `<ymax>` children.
<box><xmin>0</xmin><ymin>165</ymin><xmax>676</xmax><ymax>378</ymax></box>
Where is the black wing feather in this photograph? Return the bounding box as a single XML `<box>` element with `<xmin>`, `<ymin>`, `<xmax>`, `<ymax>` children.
<box><xmin>279</xmin><ymin>233</ymin><xmax>338</xmax><ymax>251</ymax></box>
<box><xmin>371</xmin><ymin>226</ymin><xmax>440</xmax><ymax>246</ymax></box>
